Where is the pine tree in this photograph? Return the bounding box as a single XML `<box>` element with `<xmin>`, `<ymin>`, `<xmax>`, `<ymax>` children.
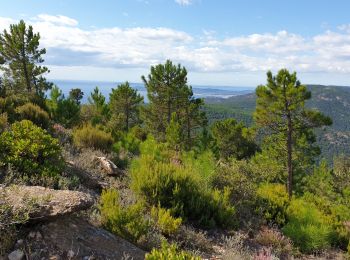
<box><xmin>142</xmin><ymin>60</ymin><xmax>206</xmax><ymax>148</ymax></box>
<box><xmin>69</xmin><ymin>88</ymin><xmax>84</xmax><ymax>105</ymax></box>
<box><xmin>109</xmin><ymin>82</ymin><xmax>143</xmax><ymax>131</ymax></box>
<box><xmin>0</xmin><ymin>20</ymin><xmax>52</xmax><ymax>95</ymax></box>
<box><xmin>211</xmin><ymin>118</ymin><xmax>257</xmax><ymax>160</ymax></box>
<box><xmin>88</xmin><ymin>86</ymin><xmax>109</xmax><ymax>125</ymax></box>
<box><xmin>254</xmin><ymin>69</ymin><xmax>332</xmax><ymax>198</ymax></box>
<box><xmin>166</xmin><ymin>113</ymin><xmax>182</xmax><ymax>151</ymax></box>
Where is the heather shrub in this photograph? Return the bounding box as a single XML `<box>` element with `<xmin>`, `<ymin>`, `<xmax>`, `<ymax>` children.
<box><xmin>211</xmin><ymin>159</ymin><xmax>259</xmax><ymax>228</ymax></box>
<box><xmin>174</xmin><ymin>226</ymin><xmax>212</xmax><ymax>253</ymax></box>
<box><xmin>0</xmin><ymin>112</ymin><xmax>8</xmax><ymax>133</ymax></box>
<box><xmin>221</xmin><ymin>232</ymin><xmax>252</xmax><ymax>260</ymax></box>
<box><xmin>15</xmin><ymin>102</ymin><xmax>50</xmax><ymax>128</ymax></box>
<box><xmin>145</xmin><ymin>241</ymin><xmax>200</xmax><ymax>260</ymax></box>
<box><xmin>99</xmin><ymin>189</ymin><xmax>150</xmax><ymax>243</ymax></box>
<box><xmin>131</xmin><ymin>138</ymin><xmax>235</xmax><ymax>229</ymax></box>
<box><xmin>0</xmin><ymin>95</ymin><xmax>27</xmax><ymax>122</ymax></box>
<box><xmin>255</xmin><ymin>227</ymin><xmax>293</xmax><ymax>258</ymax></box>
<box><xmin>73</xmin><ymin>124</ymin><xmax>114</xmax><ymax>151</ymax></box>
<box><xmin>282</xmin><ymin>198</ymin><xmax>335</xmax><ymax>253</ymax></box>
<box><xmin>256</xmin><ymin>183</ymin><xmax>289</xmax><ymax>226</ymax></box>
<box><xmin>0</xmin><ymin>120</ymin><xmax>63</xmax><ymax>184</ymax></box>
<box><xmin>151</xmin><ymin>206</ymin><xmax>182</xmax><ymax>236</ymax></box>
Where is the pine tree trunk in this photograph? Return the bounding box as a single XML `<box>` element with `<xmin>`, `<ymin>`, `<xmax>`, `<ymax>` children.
<box><xmin>287</xmin><ymin>113</ymin><xmax>293</xmax><ymax>199</ymax></box>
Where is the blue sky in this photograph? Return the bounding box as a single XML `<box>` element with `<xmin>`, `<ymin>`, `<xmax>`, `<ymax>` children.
<box><xmin>1</xmin><ymin>0</ymin><xmax>350</xmax><ymax>86</ymax></box>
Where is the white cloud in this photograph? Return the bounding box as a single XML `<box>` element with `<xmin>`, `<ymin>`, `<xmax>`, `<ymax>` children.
<box><xmin>34</xmin><ymin>14</ymin><xmax>78</xmax><ymax>26</ymax></box>
<box><xmin>175</xmin><ymin>0</ymin><xmax>193</xmax><ymax>6</ymax></box>
<box><xmin>2</xmin><ymin>14</ymin><xmax>350</xmax><ymax>84</ymax></box>
<box><xmin>0</xmin><ymin>17</ymin><xmax>16</xmax><ymax>31</ymax></box>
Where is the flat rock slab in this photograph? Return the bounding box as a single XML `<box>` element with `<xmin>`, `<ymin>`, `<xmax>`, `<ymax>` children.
<box><xmin>0</xmin><ymin>185</ymin><xmax>94</xmax><ymax>220</ymax></box>
<box><xmin>28</xmin><ymin>216</ymin><xmax>146</xmax><ymax>260</ymax></box>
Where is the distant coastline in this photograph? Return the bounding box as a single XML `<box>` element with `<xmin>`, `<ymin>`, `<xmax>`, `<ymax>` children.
<box><xmin>50</xmin><ymin>79</ymin><xmax>255</xmax><ymax>103</ymax></box>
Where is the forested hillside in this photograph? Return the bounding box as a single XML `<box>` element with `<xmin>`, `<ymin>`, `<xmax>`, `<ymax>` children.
<box><xmin>205</xmin><ymin>84</ymin><xmax>350</xmax><ymax>161</ymax></box>
<box><xmin>1</xmin><ymin>20</ymin><xmax>349</xmax><ymax>259</ymax></box>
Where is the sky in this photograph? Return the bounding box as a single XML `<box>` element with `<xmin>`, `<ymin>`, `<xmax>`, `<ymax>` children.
<box><xmin>1</xmin><ymin>0</ymin><xmax>350</xmax><ymax>87</ymax></box>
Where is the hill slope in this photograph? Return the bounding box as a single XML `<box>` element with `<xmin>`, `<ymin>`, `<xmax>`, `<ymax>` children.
<box><xmin>205</xmin><ymin>85</ymin><xmax>350</xmax><ymax>161</ymax></box>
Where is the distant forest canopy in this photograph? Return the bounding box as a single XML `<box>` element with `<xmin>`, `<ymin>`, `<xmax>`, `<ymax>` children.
<box><xmin>205</xmin><ymin>84</ymin><xmax>350</xmax><ymax>162</ymax></box>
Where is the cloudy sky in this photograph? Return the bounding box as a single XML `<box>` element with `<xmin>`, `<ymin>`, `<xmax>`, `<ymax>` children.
<box><xmin>1</xmin><ymin>0</ymin><xmax>350</xmax><ymax>87</ymax></box>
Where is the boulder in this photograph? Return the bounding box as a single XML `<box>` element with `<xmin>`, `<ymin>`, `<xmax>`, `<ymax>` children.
<box><xmin>7</xmin><ymin>249</ymin><xmax>24</xmax><ymax>260</ymax></box>
<box><xmin>26</xmin><ymin>216</ymin><xmax>145</xmax><ymax>260</ymax></box>
<box><xmin>0</xmin><ymin>185</ymin><xmax>94</xmax><ymax>220</ymax></box>
<box><xmin>94</xmin><ymin>156</ymin><xmax>119</xmax><ymax>176</ymax></box>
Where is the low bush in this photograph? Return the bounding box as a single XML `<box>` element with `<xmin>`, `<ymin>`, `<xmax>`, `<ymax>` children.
<box><xmin>282</xmin><ymin>198</ymin><xmax>335</xmax><ymax>253</ymax></box>
<box><xmin>145</xmin><ymin>241</ymin><xmax>200</xmax><ymax>260</ymax></box>
<box><xmin>256</xmin><ymin>183</ymin><xmax>289</xmax><ymax>226</ymax></box>
<box><xmin>0</xmin><ymin>113</ymin><xmax>8</xmax><ymax>133</ymax></box>
<box><xmin>15</xmin><ymin>102</ymin><xmax>50</xmax><ymax>128</ymax></box>
<box><xmin>131</xmin><ymin>155</ymin><xmax>235</xmax><ymax>228</ymax></box>
<box><xmin>99</xmin><ymin>189</ymin><xmax>150</xmax><ymax>243</ymax></box>
<box><xmin>151</xmin><ymin>206</ymin><xmax>182</xmax><ymax>236</ymax></box>
<box><xmin>255</xmin><ymin>227</ymin><xmax>293</xmax><ymax>258</ymax></box>
<box><xmin>0</xmin><ymin>120</ymin><xmax>63</xmax><ymax>185</ymax></box>
<box><xmin>174</xmin><ymin>226</ymin><xmax>212</xmax><ymax>253</ymax></box>
<box><xmin>73</xmin><ymin>124</ymin><xmax>114</xmax><ymax>151</ymax></box>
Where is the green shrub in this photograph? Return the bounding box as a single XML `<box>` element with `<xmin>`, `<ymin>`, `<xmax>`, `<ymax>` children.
<box><xmin>15</xmin><ymin>102</ymin><xmax>50</xmax><ymax>128</ymax></box>
<box><xmin>182</xmin><ymin>150</ymin><xmax>216</xmax><ymax>187</ymax></box>
<box><xmin>131</xmin><ymin>139</ymin><xmax>235</xmax><ymax>229</ymax></box>
<box><xmin>0</xmin><ymin>120</ymin><xmax>63</xmax><ymax>184</ymax></box>
<box><xmin>73</xmin><ymin>124</ymin><xmax>114</xmax><ymax>151</ymax></box>
<box><xmin>151</xmin><ymin>206</ymin><xmax>182</xmax><ymax>236</ymax></box>
<box><xmin>282</xmin><ymin>198</ymin><xmax>335</xmax><ymax>253</ymax></box>
<box><xmin>256</xmin><ymin>183</ymin><xmax>289</xmax><ymax>226</ymax></box>
<box><xmin>99</xmin><ymin>189</ymin><xmax>150</xmax><ymax>243</ymax></box>
<box><xmin>145</xmin><ymin>241</ymin><xmax>200</xmax><ymax>260</ymax></box>
<box><xmin>0</xmin><ymin>113</ymin><xmax>8</xmax><ymax>133</ymax></box>
<box><xmin>113</xmin><ymin>131</ymin><xmax>142</xmax><ymax>155</ymax></box>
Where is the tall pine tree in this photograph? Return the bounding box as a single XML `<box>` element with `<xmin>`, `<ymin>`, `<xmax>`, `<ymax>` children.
<box><xmin>142</xmin><ymin>60</ymin><xmax>206</xmax><ymax>148</ymax></box>
<box><xmin>109</xmin><ymin>82</ymin><xmax>143</xmax><ymax>131</ymax></box>
<box><xmin>0</xmin><ymin>20</ymin><xmax>52</xmax><ymax>95</ymax></box>
<box><xmin>254</xmin><ymin>69</ymin><xmax>332</xmax><ymax>198</ymax></box>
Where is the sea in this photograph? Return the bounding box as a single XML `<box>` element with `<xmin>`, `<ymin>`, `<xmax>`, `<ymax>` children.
<box><xmin>51</xmin><ymin>79</ymin><xmax>254</xmax><ymax>103</ymax></box>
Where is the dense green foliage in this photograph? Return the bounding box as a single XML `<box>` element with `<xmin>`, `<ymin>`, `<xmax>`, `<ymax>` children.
<box><xmin>145</xmin><ymin>241</ymin><xmax>200</xmax><ymax>260</ymax></box>
<box><xmin>205</xmin><ymin>85</ymin><xmax>350</xmax><ymax>162</ymax></box>
<box><xmin>256</xmin><ymin>183</ymin><xmax>289</xmax><ymax>226</ymax></box>
<box><xmin>109</xmin><ymin>82</ymin><xmax>143</xmax><ymax>131</ymax></box>
<box><xmin>0</xmin><ymin>20</ymin><xmax>52</xmax><ymax>96</ymax></box>
<box><xmin>141</xmin><ymin>60</ymin><xmax>206</xmax><ymax>148</ymax></box>
<box><xmin>0</xmin><ymin>120</ymin><xmax>63</xmax><ymax>183</ymax></box>
<box><xmin>255</xmin><ymin>69</ymin><xmax>332</xmax><ymax>197</ymax></box>
<box><xmin>282</xmin><ymin>199</ymin><xmax>335</xmax><ymax>253</ymax></box>
<box><xmin>211</xmin><ymin>118</ymin><xmax>257</xmax><ymax>160</ymax></box>
<box><xmin>99</xmin><ymin>189</ymin><xmax>150</xmax><ymax>243</ymax></box>
<box><xmin>151</xmin><ymin>206</ymin><xmax>182</xmax><ymax>236</ymax></box>
<box><xmin>47</xmin><ymin>86</ymin><xmax>81</xmax><ymax>127</ymax></box>
<box><xmin>130</xmin><ymin>137</ymin><xmax>235</xmax><ymax>228</ymax></box>
<box><xmin>15</xmin><ymin>102</ymin><xmax>50</xmax><ymax>128</ymax></box>
<box><xmin>73</xmin><ymin>124</ymin><xmax>114</xmax><ymax>151</ymax></box>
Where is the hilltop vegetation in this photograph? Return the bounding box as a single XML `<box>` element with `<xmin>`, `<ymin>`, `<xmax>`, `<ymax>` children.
<box><xmin>205</xmin><ymin>84</ymin><xmax>350</xmax><ymax>161</ymax></box>
<box><xmin>0</xmin><ymin>20</ymin><xmax>349</xmax><ymax>259</ymax></box>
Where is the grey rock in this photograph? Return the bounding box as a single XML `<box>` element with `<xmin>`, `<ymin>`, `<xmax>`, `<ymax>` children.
<box><xmin>8</xmin><ymin>249</ymin><xmax>24</xmax><ymax>260</ymax></box>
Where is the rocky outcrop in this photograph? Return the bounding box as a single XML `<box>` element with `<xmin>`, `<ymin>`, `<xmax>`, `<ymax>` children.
<box><xmin>20</xmin><ymin>216</ymin><xmax>145</xmax><ymax>260</ymax></box>
<box><xmin>0</xmin><ymin>185</ymin><xmax>94</xmax><ymax>221</ymax></box>
<box><xmin>94</xmin><ymin>156</ymin><xmax>119</xmax><ymax>176</ymax></box>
